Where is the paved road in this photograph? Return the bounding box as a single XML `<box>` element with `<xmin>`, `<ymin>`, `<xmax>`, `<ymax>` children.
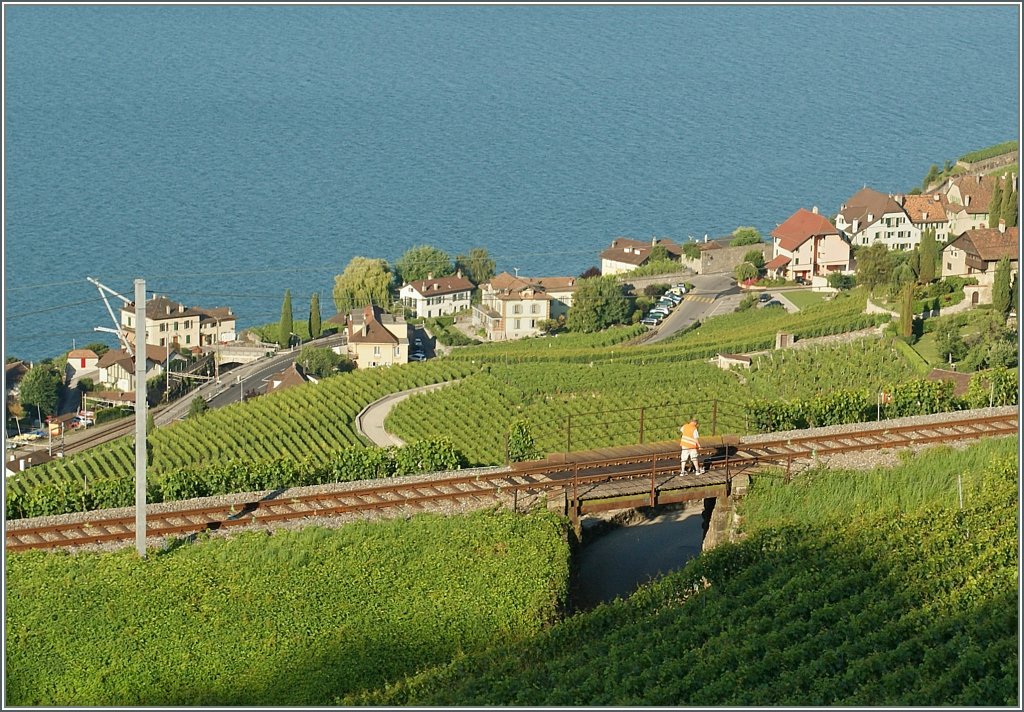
<box><xmin>356</xmin><ymin>381</ymin><xmax>457</xmax><ymax>447</ymax></box>
<box><xmin>645</xmin><ymin>273</ymin><xmax>740</xmax><ymax>344</ymax></box>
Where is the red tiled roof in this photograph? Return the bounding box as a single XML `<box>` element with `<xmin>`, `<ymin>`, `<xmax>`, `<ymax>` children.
<box><xmin>406</xmin><ymin>274</ymin><xmax>475</xmax><ymax>297</ymax></box>
<box><xmin>948</xmin><ymin>174</ymin><xmax>1013</xmax><ymax>215</ymax></box>
<box><xmin>771</xmin><ymin>208</ymin><xmax>840</xmax><ymax>251</ymax></box>
<box><xmin>838</xmin><ymin>188</ymin><xmax>905</xmax><ymax>230</ymax></box>
<box><xmin>903</xmin><ymin>194</ymin><xmax>949</xmax><ymax>224</ymax></box>
<box><xmin>947</xmin><ymin>227</ymin><xmax>1019</xmax><ymax>262</ymax></box>
<box><xmin>347</xmin><ymin>306</ymin><xmax>402</xmax><ymax>345</ymax></box>
<box><xmin>765</xmin><ymin>254</ymin><xmax>792</xmax><ymax>271</ymax></box>
<box><xmin>96</xmin><ymin>346</ymin><xmax>168</xmax><ymax>370</ymax></box>
<box><xmin>265</xmin><ymin>363</ymin><xmax>308</xmax><ymax>393</ymax></box>
<box><xmin>534</xmin><ymin>276</ymin><xmax>577</xmax><ymax>292</ymax></box>
<box><xmin>599</xmin><ymin>237</ymin><xmax>682</xmax><ymax>266</ymax></box>
<box><xmin>67</xmin><ymin>349</ymin><xmax>99</xmax><ymax>359</ymax></box>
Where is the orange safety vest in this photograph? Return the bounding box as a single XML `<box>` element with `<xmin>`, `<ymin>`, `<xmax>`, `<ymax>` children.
<box><xmin>679</xmin><ymin>422</ymin><xmax>700</xmax><ymax>449</ymax></box>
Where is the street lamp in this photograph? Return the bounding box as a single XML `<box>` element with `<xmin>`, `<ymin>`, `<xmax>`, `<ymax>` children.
<box><xmin>238</xmin><ymin>374</ymin><xmax>244</xmax><ymax>404</ymax></box>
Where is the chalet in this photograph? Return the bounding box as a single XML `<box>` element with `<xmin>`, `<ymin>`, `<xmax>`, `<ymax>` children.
<box><xmin>398</xmin><ymin>272</ymin><xmax>475</xmax><ymax>318</ymax></box>
<box><xmin>472</xmin><ymin>272</ymin><xmax>577</xmax><ymax>341</ymax></box>
<box><xmin>65</xmin><ymin>348</ymin><xmax>100</xmax><ymax>386</ymax></box>
<box><xmin>346</xmin><ymin>305</ymin><xmax>410</xmax><ymax>369</ymax></box>
<box><xmin>835</xmin><ymin>188</ymin><xmax>920</xmax><ymax>250</ymax></box>
<box><xmin>767</xmin><ymin>208</ymin><xmax>852</xmax><ymax>282</ymax></box>
<box><xmin>600</xmin><ymin>237</ymin><xmax>682</xmax><ymax>275</ymax></box>
<box><xmin>940</xmin><ymin>223</ymin><xmax>1019</xmax><ymax>291</ymax></box>
<box><xmin>121</xmin><ymin>294</ymin><xmax>236</xmax><ymax>351</ymax></box>
<box><xmin>96</xmin><ymin>345</ymin><xmax>178</xmax><ymax>392</ymax></box>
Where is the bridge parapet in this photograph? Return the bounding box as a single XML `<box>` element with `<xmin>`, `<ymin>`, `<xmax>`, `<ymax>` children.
<box><xmin>204</xmin><ymin>342</ymin><xmax>279</xmax><ymax>365</ymax></box>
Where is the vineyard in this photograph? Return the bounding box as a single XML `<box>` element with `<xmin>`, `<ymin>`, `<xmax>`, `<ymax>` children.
<box><xmin>347</xmin><ymin>437</ymin><xmax>1019</xmax><ymax>706</ymax></box>
<box><xmin>387</xmin><ymin>338</ymin><xmax>923</xmax><ymax>464</ymax></box>
<box><xmin>4</xmin><ymin>509</ymin><xmax>571</xmax><ymax>706</ymax></box>
<box><xmin>7</xmin><ymin>361</ymin><xmax>477</xmax><ymax>497</ymax></box>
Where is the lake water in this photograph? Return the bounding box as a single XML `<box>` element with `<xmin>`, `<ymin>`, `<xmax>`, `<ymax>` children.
<box><xmin>4</xmin><ymin>5</ymin><xmax>1020</xmax><ymax>362</ymax></box>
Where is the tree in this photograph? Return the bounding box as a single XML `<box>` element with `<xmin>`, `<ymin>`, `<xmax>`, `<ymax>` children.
<box><xmin>507</xmin><ymin>419</ymin><xmax>541</xmax><ymax>462</ymax></box>
<box><xmin>565</xmin><ymin>276</ymin><xmax>631</xmax><ymax>333</ymax></box>
<box><xmin>308</xmin><ymin>292</ymin><xmax>322</xmax><ymax>340</ymax></box>
<box><xmin>681</xmin><ymin>242</ymin><xmax>702</xmax><ymax>260</ymax></box>
<box><xmin>898</xmin><ymin>283</ymin><xmax>915</xmax><ymax>339</ymax></box>
<box><xmin>77</xmin><ymin>377</ymin><xmax>95</xmax><ymax>393</ymax></box>
<box><xmin>297</xmin><ymin>345</ymin><xmax>344</xmax><ymax>378</ymax></box>
<box><xmin>83</xmin><ymin>342</ymin><xmax>110</xmax><ymax>357</ymax></box>
<box><xmin>648</xmin><ymin>244</ymin><xmax>670</xmax><ymax>262</ymax></box>
<box><xmin>1003</xmin><ymin>187</ymin><xmax>1018</xmax><ymax>227</ymax></box>
<box><xmin>935</xmin><ymin>321</ymin><xmax>967</xmax><ymax>363</ymax></box>
<box><xmin>332</xmin><ymin>257</ymin><xmax>394</xmax><ymax>314</ymax></box>
<box><xmin>19</xmin><ymin>364</ymin><xmax>61</xmax><ymax>419</ymax></box>
<box><xmin>827</xmin><ymin>273</ymin><xmax>856</xmax><ymax>290</ymax></box>
<box><xmin>917</xmin><ymin>228</ymin><xmax>938</xmax><ymax>284</ymax></box>
<box><xmin>395</xmin><ymin>245</ymin><xmax>453</xmax><ymax>284</ymax></box>
<box><xmin>578</xmin><ymin>266</ymin><xmax>601</xmax><ymax>279</ymax></box>
<box><xmin>278</xmin><ymin>289</ymin><xmax>293</xmax><ymax>349</ymax></box>
<box><xmin>454</xmin><ymin>247</ymin><xmax>496</xmax><ymax>285</ymax></box>
<box><xmin>188</xmin><ymin>396</ymin><xmax>209</xmax><ymax>418</ymax></box>
<box><xmin>856</xmin><ymin>242</ymin><xmax>895</xmax><ymax>292</ymax></box>
<box><xmin>734</xmin><ymin>262</ymin><xmax>758</xmax><ymax>283</ymax></box>
<box><xmin>923</xmin><ymin>163</ymin><xmax>939</xmax><ymax>189</ymax></box>
<box><xmin>743</xmin><ymin>249</ymin><xmax>765</xmax><ymax>271</ymax></box>
<box><xmin>991</xmin><ymin>257</ymin><xmax>1012</xmax><ymax>316</ymax></box>
<box><xmin>730</xmin><ymin>226</ymin><xmax>762</xmax><ymax>246</ymax></box>
<box><xmin>988</xmin><ymin>179</ymin><xmax>1004</xmax><ymax>227</ymax></box>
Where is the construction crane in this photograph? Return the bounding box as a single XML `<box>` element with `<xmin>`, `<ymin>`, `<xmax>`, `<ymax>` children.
<box><xmin>87</xmin><ymin>277</ymin><xmax>136</xmax><ymax>356</ymax></box>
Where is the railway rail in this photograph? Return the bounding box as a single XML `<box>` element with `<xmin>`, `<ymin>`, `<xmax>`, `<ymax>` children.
<box><xmin>6</xmin><ymin>409</ymin><xmax>1017</xmax><ymax>552</ymax></box>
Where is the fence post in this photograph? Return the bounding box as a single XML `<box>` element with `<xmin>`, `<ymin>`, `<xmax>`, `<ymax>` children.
<box><xmin>504</xmin><ymin>432</ymin><xmax>510</xmax><ymax>467</ymax></box>
<box><xmin>711</xmin><ymin>400</ymin><xmax>718</xmax><ymax>435</ymax></box>
<box><xmin>639</xmin><ymin>407</ymin><xmax>645</xmax><ymax>445</ymax></box>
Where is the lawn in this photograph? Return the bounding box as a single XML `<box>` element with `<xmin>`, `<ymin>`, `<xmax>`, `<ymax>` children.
<box><xmin>782</xmin><ymin>289</ymin><xmax>828</xmax><ymax>310</ymax></box>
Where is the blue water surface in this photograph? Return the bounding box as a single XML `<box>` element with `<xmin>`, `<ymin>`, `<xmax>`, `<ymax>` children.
<box><xmin>4</xmin><ymin>5</ymin><xmax>1019</xmax><ymax>361</ymax></box>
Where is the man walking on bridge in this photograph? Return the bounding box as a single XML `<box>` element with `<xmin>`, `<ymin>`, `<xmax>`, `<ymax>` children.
<box><xmin>680</xmin><ymin>416</ymin><xmax>705</xmax><ymax>475</ymax></box>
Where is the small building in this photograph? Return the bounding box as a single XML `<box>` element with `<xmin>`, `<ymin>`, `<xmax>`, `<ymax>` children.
<box><xmin>943</xmin><ymin>174</ymin><xmax>1016</xmax><ymax>236</ymax></box>
<box><xmin>398</xmin><ymin>272</ymin><xmax>475</xmax><ymax>318</ymax></box>
<box><xmin>716</xmin><ymin>353</ymin><xmax>752</xmax><ymax>370</ymax></box>
<box><xmin>940</xmin><ymin>223</ymin><xmax>1019</xmax><ymax>297</ymax></box>
<box><xmin>121</xmin><ymin>294</ymin><xmax>236</xmax><ymax>351</ymax></box>
<box><xmin>768</xmin><ymin>207</ymin><xmax>852</xmax><ymax>282</ymax></box>
<box><xmin>472</xmin><ymin>272</ymin><xmax>577</xmax><ymax>341</ymax></box>
<box><xmin>96</xmin><ymin>345</ymin><xmax>178</xmax><ymax>392</ymax></box>
<box><xmin>6</xmin><ymin>449</ymin><xmax>56</xmax><ymax>478</ymax></box>
<box><xmin>65</xmin><ymin>348</ymin><xmax>100</xmax><ymax>386</ymax></box>
<box><xmin>346</xmin><ymin>305</ymin><xmax>410</xmax><ymax>369</ymax></box>
<box><xmin>902</xmin><ymin>193</ymin><xmax>952</xmax><ymax>243</ymax></box>
<box><xmin>263</xmin><ymin>362</ymin><xmax>314</xmax><ymax>394</ymax></box>
<box><xmin>600</xmin><ymin>237</ymin><xmax>682</xmax><ymax>275</ymax></box>
<box><xmin>835</xmin><ymin>188</ymin><xmax>920</xmax><ymax>250</ymax></box>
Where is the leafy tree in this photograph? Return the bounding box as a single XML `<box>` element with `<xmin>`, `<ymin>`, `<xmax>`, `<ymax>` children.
<box><xmin>507</xmin><ymin>419</ymin><xmax>541</xmax><ymax>462</ymax></box>
<box><xmin>935</xmin><ymin>321</ymin><xmax>968</xmax><ymax>364</ymax></box>
<box><xmin>923</xmin><ymin>163</ymin><xmax>939</xmax><ymax>189</ymax></box>
<box><xmin>19</xmin><ymin>364</ymin><xmax>61</xmax><ymax>419</ymax></box>
<box><xmin>77</xmin><ymin>377</ymin><xmax>95</xmax><ymax>393</ymax></box>
<box><xmin>643</xmin><ymin>283</ymin><xmax>670</xmax><ymax>298</ymax></box>
<box><xmin>83</xmin><ymin>342</ymin><xmax>110</xmax><ymax>357</ymax></box>
<box><xmin>278</xmin><ymin>290</ymin><xmax>293</xmax><ymax>349</ymax></box>
<box><xmin>827</xmin><ymin>273</ymin><xmax>856</xmax><ymax>290</ymax></box>
<box><xmin>309</xmin><ymin>292</ymin><xmax>322</xmax><ymax>340</ymax></box>
<box><xmin>395</xmin><ymin>245</ymin><xmax>454</xmax><ymax>284</ymax></box>
<box><xmin>898</xmin><ymin>283</ymin><xmax>915</xmax><ymax>339</ymax></box>
<box><xmin>578</xmin><ymin>266</ymin><xmax>601</xmax><ymax>279</ymax></box>
<box><xmin>734</xmin><ymin>294</ymin><xmax>758</xmax><ymax>312</ymax></box>
<box><xmin>648</xmin><ymin>244</ymin><xmax>670</xmax><ymax>262</ymax></box>
<box><xmin>681</xmin><ymin>242</ymin><xmax>702</xmax><ymax>260</ymax></box>
<box><xmin>188</xmin><ymin>396</ymin><xmax>209</xmax><ymax>418</ymax></box>
<box><xmin>917</xmin><ymin>228</ymin><xmax>938</xmax><ymax>284</ymax></box>
<box><xmin>734</xmin><ymin>262</ymin><xmax>758</xmax><ymax>283</ymax></box>
<box><xmin>856</xmin><ymin>242</ymin><xmax>895</xmax><ymax>292</ymax></box>
<box><xmin>333</xmin><ymin>257</ymin><xmax>395</xmax><ymax>315</ymax></box>
<box><xmin>988</xmin><ymin>179</ymin><xmax>1004</xmax><ymax>227</ymax></box>
<box><xmin>565</xmin><ymin>276</ymin><xmax>631</xmax><ymax>333</ymax></box>
<box><xmin>743</xmin><ymin>249</ymin><xmax>765</xmax><ymax>271</ymax></box>
<box><xmin>991</xmin><ymin>257</ymin><xmax>1012</xmax><ymax>316</ymax></box>
<box><xmin>729</xmin><ymin>226</ymin><xmax>762</xmax><ymax>246</ymax></box>
<box><xmin>297</xmin><ymin>345</ymin><xmax>344</xmax><ymax>378</ymax></box>
<box><xmin>454</xmin><ymin>247</ymin><xmax>496</xmax><ymax>286</ymax></box>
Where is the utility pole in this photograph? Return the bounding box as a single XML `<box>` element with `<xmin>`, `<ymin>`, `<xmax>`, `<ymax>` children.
<box><xmin>134</xmin><ymin>278</ymin><xmax>147</xmax><ymax>559</ymax></box>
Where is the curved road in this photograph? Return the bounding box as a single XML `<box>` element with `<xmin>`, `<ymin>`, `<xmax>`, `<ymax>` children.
<box><xmin>644</xmin><ymin>273</ymin><xmax>741</xmax><ymax>343</ymax></box>
<box><xmin>356</xmin><ymin>381</ymin><xmax>458</xmax><ymax>447</ymax></box>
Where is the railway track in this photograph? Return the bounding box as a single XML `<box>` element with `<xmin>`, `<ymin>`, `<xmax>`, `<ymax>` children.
<box><xmin>6</xmin><ymin>409</ymin><xmax>1017</xmax><ymax>552</ymax></box>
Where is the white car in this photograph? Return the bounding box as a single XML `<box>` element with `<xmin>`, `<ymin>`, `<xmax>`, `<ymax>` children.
<box><xmin>410</xmin><ymin>351</ymin><xmax>427</xmax><ymax>361</ymax></box>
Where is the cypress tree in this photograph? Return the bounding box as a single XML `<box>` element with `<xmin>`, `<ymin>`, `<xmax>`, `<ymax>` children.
<box><xmin>309</xmin><ymin>292</ymin><xmax>322</xmax><ymax>340</ymax></box>
<box><xmin>999</xmin><ymin>179</ymin><xmax>1015</xmax><ymax>226</ymax></box>
<box><xmin>918</xmin><ymin>228</ymin><xmax>937</xmax><ymax>284</ymax></box>
<box><xmin>899</xmin><ymin>283</ymin><xmax>915</xmax><ymax>339</ymax></box>
<box><xmin>991</xmin><ymin>257</ymin><xmax>1012</xmax><ymax>315</ymax></box>
<box><xmin>1004</xmin><ymin>187</ymin><xmax>1018</xmax><ymax>227</ymax></box>
<box><xmin>279</xmin><ymin>289</ymin><xmax>293</xmax><ymax>349</ymax></box>
<box><xmin>988</xmin><ymin>178</ymin><xmax>1004</xmax><ymax>227</ymax></box>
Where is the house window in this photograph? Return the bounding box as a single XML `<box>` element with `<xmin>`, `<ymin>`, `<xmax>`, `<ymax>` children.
<box><xmin>514</xmin><ymin>305</ymin><xmax>522</xmax><ymax>314</ymax></box>
<box><xmin>173</xmin><ymin>322</ymin><xmax>178</xmax><ymax>331</ymax></box>
<box><xmin>160</xmin><ymin>324</ymin><xmax>166</xmax><ymax>332</ymax></box>
<box><xmin>394</xmin><ymin>347</ymin><xmax>400</xmax><ymax>357</ymax></box>
<box><xmin>373</xmin><ymin>346</ymin><xmax>381</xmax><ymax>356</ymax></box>
<box><xmin>160</xmin><ymin>338</ymin><xmax>165</xmax><ymax>346</ymax></box>
<box><xmin>185</xmin><ymin>335</ymin><xmax>191</xmax><ymax>345</ymax></box>
<box><xmin>514</xmin><ymin>319</ymin><xmax>521</xmax><ymax>330</ymax></box>
<box><xmin>531</xmin><ymin>304</ymin><xmax>538</xmax><ymax>314</ymax></box>
<box><xmin>947</xmin><ymin>263</ymin><xmax>952</xmax><ymax>270</ymax></box>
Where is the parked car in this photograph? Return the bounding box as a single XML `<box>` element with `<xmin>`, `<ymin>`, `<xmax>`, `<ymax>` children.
<box><xmin>758</xmin><ymin>292</ymin><xmax>772</xmax><ymax>303</ymax></box>
<box><xmin>674</xmin><ymin>283</ymin><xmax>688</xmax><ymax>293</ymax></box>
<box><xmin>764</xmin><ymin>300</ymin><xmax>784</xmax><ymax>308</ymax></box>
<box><xmin>410</xmin><ymin>350</ymin><xmax>427</xmax><ymax>361</ymax></box>
<box><xmin>663</xmin><ymin>293</ymin><xmax>682</xmax><ymax>303</ymax></box>
<box><xmin>414</xmin><ymin>336</ymin><xmax>423</xmax><ymax>347</ymax></box>
<box><xmin>648</xmin><ymin>308</ymin><xmax>670</xmax><ymax>317</ymax></box>
<box><xmin>795</xmin><ymin>276</ymin><xmax>808</xmax><ymax>285</ymax></box>
<box><xmin>641</xmin><ymin>316</ymin><xmax>662</xmax><ymax>327</ymax></box>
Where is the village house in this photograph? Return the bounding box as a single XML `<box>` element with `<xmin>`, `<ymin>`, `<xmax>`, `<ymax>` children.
<box><xmin>6</xmin><ymin>448</ymin><xmax>55</xmax><ymax>478</ymax></box>
<box><xmin>64</xmin><ymin>348</ymin><xmax>100</xmax><ymax>387</ymax></box>
<box><xmin>676</xmin><ymin>236</ymin><xmax>771</xmax><ymax>276</ymax></box>
<box><xmin>263</xmin><ymin>362</ymin><xmax>315</xmax><ymax>394</ymax></box>
<box><xmin>599</xmin><ymin>237</ymin><xmax>682</xmax><ymax>275</ymax></box>
<box><xmin>345</xmin><ymin>305</ymin><xmax>410</xmax><ymax>369</ymax></box>
<box><xmin>940</xmin><ymin>222</ymin><xmax>1018</xmax><ymax>304</ymax></box>
<box><xmin>472</xmin><ymin>272</ymin><xmax>577</xmax><ymax>341</ymax></box>
<box><xmin>902</xmin><ymin>193</ymin><xmax>952</xmax><ymax>243</ymax></box>
<box><xmin>766</xmin><ymin>207</ymin><xmax>852</xmax><ymax>282</ymax></box>
<box><xmin>95</xmin><ymin>345</ymin><xmax>179</xmax><ymax>392</ymax></box>
<box><xmin>120</xmin><ymin>294</ymin><xmax>236</xmax><ymax>351</ymax></box>
<box><xmin>398</xmin><ymin>272</ymin><xmax>475</xmax><ymax>318</ymax></box>
<box><xmin>834</xmin><ymin>187</ymin><xmax>921</xmax><ymax>250</ymax></box>
<box><xmin>943</xmin><ymin>173</ymin><xmax>1017</xmax><ymax>236</ymax></box>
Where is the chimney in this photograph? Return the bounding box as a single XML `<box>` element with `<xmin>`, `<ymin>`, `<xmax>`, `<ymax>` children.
<box><xmin>166</xmin><ymin>305</ymin><xmax>171</xmax><ymax>315</ymax></box>
<box><xmin>922</xmin><ymin>211</ymin><xmax>928</xmax><ymax>221</ymax></box>
<box><xmin>998</xmin><ymin>219</ymin><xmax>1006</xmax><ymax>233</ymax></box>
<box><xmin>611</xmin><ymin>239</ymin><xmax>617</xmax><ymax>248</ymax></box>
<box><xmin>456</xmin><ymin>269</ymin><xmax>462</xmax><ymax>279</ymax></box>
<box><xmin>965</xmin><ymin>195</ymin><xmax>971</xmax><ymax>207</ymax></box>
<box><xmin>853</xmin><ymin>219</ymin><xmax>860</xmax><ymax>233</ymax></box>
<box><xmin>364</xmin><ymin>305</ymin><xmax>373</xmax><ymax>323</ymax></box>
<box><xmin>894</xmin><ymin>195</ymin><xmax>903</xmax><ymax>206</ymax></box>
<box><xmin>867</xmin><ymin>213</ymin><xmax>874</xmax><ymax>223</ymax></box>
<box><xmin>933</xmin><ymin>193</ymin><xmax>941</xmax><ymax>202</ymax></box>
<box><xmin>976</xmin><ymin>175</ymin><xmax>982</xmax><ymax>184</ymax></box>
<box><xmin>812</xmin><ymin>205</ymin><xmax>819</xmax><ymax>214</ymax></box>
<box><xmin>651</xmin><ymin>236</ymin><xmax>657</xmax><ymax>246</ymax></box>
<box><xmin>704</xmin><ymin>234</ymin><xmax>708</xmax><ymax>243</ymax></box>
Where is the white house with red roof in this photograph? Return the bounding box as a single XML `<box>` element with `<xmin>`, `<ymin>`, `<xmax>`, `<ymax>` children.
<box><xmin>398</xmin><ymin>272</ymin><xmax>475</xmax><ymax>318</ymax></box>
<box><xmin>599</xmin><ymin>237</ymin><xmax>682</xmax><ymax>275</ymax></box>
<box><xmin>834</xmin><ymin>187</ymin><xmax>921</xmax><ymax>250</ymax></box>
<box><xmin>768</xmin><ymin>207</ymin><xmax>852</xmax><ymax>282</ymax></box>
<box><xmin>941</xmin><ymin>222</ymin><xmax>1018</xmax><ymax>287</ymax></box>
<box><xmin>65</xmin><ymin>348</ymin><xmax>100</xmax><ymax>386</ymax></box>
<box><xmin>345</xmin><ymin>305</ymin><xmax>410</xmax><ymax>369</ymax></box>
<box><xmin>473</xmin><ymin>272</ymin><xmax>577</xmax><ymax>340</ymax></box>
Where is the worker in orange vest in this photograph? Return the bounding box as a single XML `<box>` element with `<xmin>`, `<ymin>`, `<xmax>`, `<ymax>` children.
<box><xmin>679</xmin><ymin>416</ymin><xmax>705</xmax><ymax>475</ymax></box>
